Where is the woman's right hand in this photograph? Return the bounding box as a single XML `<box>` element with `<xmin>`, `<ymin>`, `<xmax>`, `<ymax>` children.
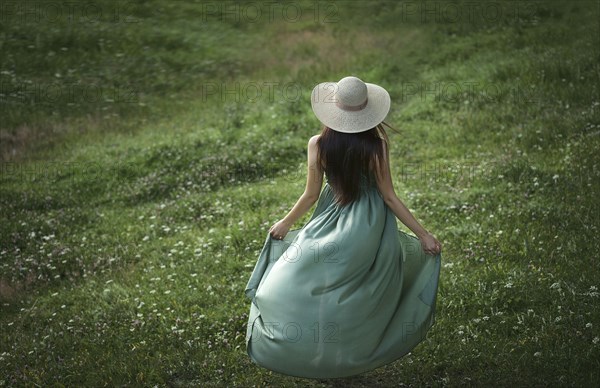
<box><xmin>419</xmin><ymin>232</ymin><xmax>442</xmax><ymax>256</ymax></box>
<box><xmin>269</xmin><ymin>219</ymin><xmax>291</xmax><ymax>240</ymax></box>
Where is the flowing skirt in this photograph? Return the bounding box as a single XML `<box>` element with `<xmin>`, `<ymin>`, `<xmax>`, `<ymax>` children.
<box><xmin>244</xmin><ymin>182</ymin><xmax>442</xmax><ymax>378</ymax></box>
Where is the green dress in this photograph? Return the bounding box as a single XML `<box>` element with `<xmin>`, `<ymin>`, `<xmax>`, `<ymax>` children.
<box><xmin>244</xmin><ymin>173</ymin><xmax>442</xmax><ymax>379</ymax></box>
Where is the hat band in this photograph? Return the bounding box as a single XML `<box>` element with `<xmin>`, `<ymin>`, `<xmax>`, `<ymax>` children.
<box><xmin>336</xmin><ymin>98</ymin><xmax>368</xmax><ymax>112</ymax></box>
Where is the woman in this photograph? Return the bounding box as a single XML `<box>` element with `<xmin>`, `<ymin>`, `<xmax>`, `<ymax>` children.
<box><xmin>245</xmin><ymin>76</ymin><xmax>442</xmax><ymax>379</ymax></box>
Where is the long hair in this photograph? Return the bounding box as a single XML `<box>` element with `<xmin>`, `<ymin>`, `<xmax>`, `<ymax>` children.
<box><xmin>316</xmin><ymin>122</ymin><xmax>397</xmax><ymax>207</ymax></box>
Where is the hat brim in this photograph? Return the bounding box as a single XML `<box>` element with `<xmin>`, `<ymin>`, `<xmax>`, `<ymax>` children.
<box><xmin>311</xmin><ymin>81</ymin><xmax>390</xmax><ymax>133</ymax></box>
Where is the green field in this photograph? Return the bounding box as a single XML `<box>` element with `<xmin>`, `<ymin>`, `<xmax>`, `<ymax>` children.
<box><xmin>1</xmin><ymin>0</ymin><xmax>599</xmax><ymax>386</ymax></box>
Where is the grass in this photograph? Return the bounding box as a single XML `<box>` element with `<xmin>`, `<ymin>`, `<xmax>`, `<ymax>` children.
<box><xmin>1</xmin><ymin>0</ymin><xmax>599</xmax><ymax>386</ymax></box>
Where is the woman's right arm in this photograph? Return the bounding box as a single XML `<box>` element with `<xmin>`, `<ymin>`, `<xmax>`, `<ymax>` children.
<box><xmin>374</xmin><ymin>141</ymin><xmax>442</xmax><ymax>255</ymax></box>
<box><xmin>269</xmin><ymin>135</ymin><xmax>323</xmax><ymax>239</ymax></box>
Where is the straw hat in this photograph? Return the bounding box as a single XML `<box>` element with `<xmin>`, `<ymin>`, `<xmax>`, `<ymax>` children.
<box><xmin>311</xmin><ymin>76</ymin><xmax>391</xmax><ymax>133</ymax></box>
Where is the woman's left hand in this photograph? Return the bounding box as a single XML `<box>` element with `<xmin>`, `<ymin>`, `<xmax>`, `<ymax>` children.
<box><xmin>419</xmin><ymin>232</ymin><xmax>442</xmax><ymax>256</ymax></box>
<box><xmin>269</xmin><ymin>219</ymin><xmax>291</xmax><ymax>240</ymax></box>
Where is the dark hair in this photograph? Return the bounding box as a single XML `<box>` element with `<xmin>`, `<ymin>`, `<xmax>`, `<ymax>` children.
<box><xmin>316</xmin><ymin>123</ymin><xmax>395</xmax><ymax>207</ymax></box>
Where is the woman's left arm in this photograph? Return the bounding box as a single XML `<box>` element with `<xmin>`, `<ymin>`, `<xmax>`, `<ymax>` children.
<box><xmin>269</xmin><ymin>135</ymin><xmax>323</xmax><ymax>239</ymax></box>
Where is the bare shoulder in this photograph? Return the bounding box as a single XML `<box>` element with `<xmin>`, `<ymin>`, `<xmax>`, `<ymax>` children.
<box><xmin>308</xmin><ymin>135</ymin><xmax>321</xmax><ymax>150</ymax></box>
<box><xmin>308</xmin><ymin>134</ymin><xmax>321</xmax><ymax>146</ymax></box>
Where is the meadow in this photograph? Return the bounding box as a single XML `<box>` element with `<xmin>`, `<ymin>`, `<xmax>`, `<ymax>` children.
<box><xmin>1</xmin><ymin>0</ymin><xmax>599</xmax><ymax>386</ymax></box>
